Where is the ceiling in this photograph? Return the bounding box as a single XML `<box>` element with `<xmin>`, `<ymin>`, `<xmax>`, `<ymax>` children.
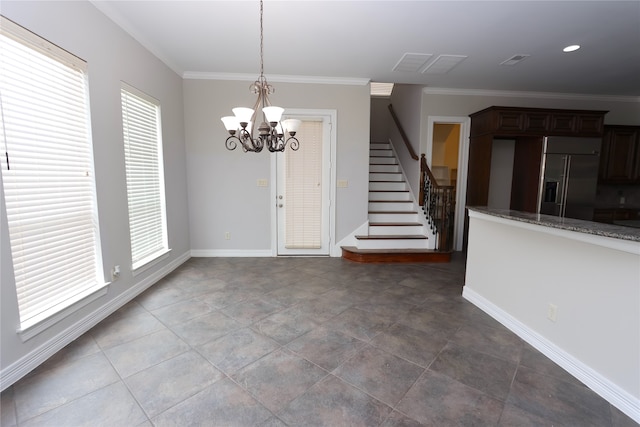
<box><xmin>91</xmin><ymin>1</ymin><xmax>640</xmax><ymax>97</ymax></box>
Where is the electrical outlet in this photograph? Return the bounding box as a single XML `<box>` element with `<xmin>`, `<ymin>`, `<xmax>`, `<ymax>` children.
<box><xmin>225</xmin><ymin>232</ymin><xmax>231</xmax><ymax>240</ymax></box>
<box><xmin>547</xmin><ymin>303</ymin><xmax>558</xmax><ymax>322</ymax></box>
<box><xmin>257</xmin><ymin>179</ymin><xmax>268</xmax><ymax>187</ymax></box>
<box><xmin>111</xmin><ymin>265</ymin><xmax>120</xmax><ymax>281</ymax></box>
<box><xmin>337</xmin><ymin>179</ymin><xmax>348</xmax><ymax>188</ymax></box>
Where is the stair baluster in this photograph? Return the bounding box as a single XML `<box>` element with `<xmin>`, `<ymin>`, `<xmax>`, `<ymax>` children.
<box><xmin>420</xmin><ymin>154</ymin><xmax>455</xmax><ymax>251</ymax></box>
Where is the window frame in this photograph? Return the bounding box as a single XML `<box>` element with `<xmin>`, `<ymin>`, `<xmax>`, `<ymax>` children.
<box><xmin>0</xmin><ymin>16</ymin><xmax>107</xmax><ymax>339</ymax></box>
<box><xmin>120</xmin><ymin>82</ymin><xmax>170</xmax><ymax>274</ymax></box>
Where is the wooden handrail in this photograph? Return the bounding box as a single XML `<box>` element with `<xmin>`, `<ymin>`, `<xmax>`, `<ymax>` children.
<box><xmin>388</xmin><ymin>104</ymin><xmax>419</xmax><ymax>161</ymax></box>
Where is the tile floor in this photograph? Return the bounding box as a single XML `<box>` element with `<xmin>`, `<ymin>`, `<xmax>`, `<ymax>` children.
<box><xmin>1</xmin><ymin>255</ymin><xmax>637</xmax><ymax>426</ymax></box>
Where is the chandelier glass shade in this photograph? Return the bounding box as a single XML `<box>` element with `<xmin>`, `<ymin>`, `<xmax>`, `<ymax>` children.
<box><xmin>221</xmin><ymin>0</ymin><xmax>300</xmax><ymax>153</ymax></box>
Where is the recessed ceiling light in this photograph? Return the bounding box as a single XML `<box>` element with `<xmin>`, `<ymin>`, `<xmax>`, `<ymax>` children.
<box><xmin>563</xmin><ymin>45</ymin><xmax>580</xmax><ymax>53</ymax></box>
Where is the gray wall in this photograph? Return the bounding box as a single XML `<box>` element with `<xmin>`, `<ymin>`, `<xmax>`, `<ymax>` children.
<box><xmin>184</xmin><ymin>79</ymin><xmax>370</xmax><ymax>253</ymax></box>
<box><xmin>487</xmin><ymin>140</ymin><xmax>515</xmax><ymax>209</ymax></box>
<box><xmin>388</xmin><ymin>84</ymin><xmax>425</xmax><ymax>198</ymax></box>
<box><xmin>370</xmin><ymin>97</ymin><xmax>391</xmax><ymax>142</ymax></box>
<box><xmin>1</xmin><ymin>1</ymin><xmax>190</xmax><ymax>383</ymax></box>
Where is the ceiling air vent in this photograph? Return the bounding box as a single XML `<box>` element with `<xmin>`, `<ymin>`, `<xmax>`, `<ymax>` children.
<box><xmin>422</xmin><ymin>55</ymin><xmax>468</xmax><ymax>74</ymax></box>
<box><xmin>500</xmin><ymin>54</ymin><xmax>530</xmax><ymax>66</ymax></box>
<box><xmin>393</xmin><ymin>53</ymin><xmax>433</xmax><ymax>72</ymax></box>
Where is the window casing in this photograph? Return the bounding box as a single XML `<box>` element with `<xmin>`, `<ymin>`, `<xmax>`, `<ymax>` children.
<box><xmin>0</xmin><ymin>17</ymin><xmax>105</xmax><ymax>333</ymax></box>
<box><xmin>121</xmin><ymin>84</ymin><xmax>168</xmax><ymax>271</ymax></box>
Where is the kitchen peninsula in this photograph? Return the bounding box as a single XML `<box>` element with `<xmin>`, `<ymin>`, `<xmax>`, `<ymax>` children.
<box><xmin>463</xmin><ymin>207</ymin><xmax>640</xmax><ymax>423</ymax></box>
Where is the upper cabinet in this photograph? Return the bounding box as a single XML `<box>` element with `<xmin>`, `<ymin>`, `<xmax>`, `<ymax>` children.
<box><xmin>470</xmin><ymin>106</ymin><xmax>607</xmax><ymax>138</ymax></box>
<box><xmin>466</xmin><ymin>106</ymin><xmax>608</xmax><ymax>209</ymax></box>
<box><xmin>598</xmin><ymin>125</ymin><xmax>640</xmax><ymax>184</ymax></box>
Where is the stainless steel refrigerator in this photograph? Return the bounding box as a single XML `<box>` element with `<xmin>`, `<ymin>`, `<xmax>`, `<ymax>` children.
<box><xmin>538</xmin><ymin>136</ymin><xmax>601</xmax><ymax>221</ymax></box>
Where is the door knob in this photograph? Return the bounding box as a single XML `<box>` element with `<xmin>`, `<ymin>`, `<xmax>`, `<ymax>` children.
<box><xmin>278</xmin><ymin>204</ymin><xmax>283</xmax><ymax>208</ymax></box>
<box><xmin>278</xmin><ymin>195</ymin><xmax>283</xmax><ymax>199</ymax></box>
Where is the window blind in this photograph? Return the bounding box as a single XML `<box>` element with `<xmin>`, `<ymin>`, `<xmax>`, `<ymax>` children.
<box><xmin>285</xmin><ymin>120</ymin><xmax>323</xmax><ymax>249</ymax></box>
<box><xmin>0</xmin><ymin>17</ymin><xmax>104</xmax><ymax>330</ymax></box>
<box><xmin>121</xmin><ymin>84</ymin><xmax>168</xmax><ymax>270</ymax></box>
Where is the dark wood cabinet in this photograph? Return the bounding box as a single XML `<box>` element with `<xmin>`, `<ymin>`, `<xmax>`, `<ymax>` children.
<box><xmin>467</xmin><ymin>106</ymin><xmax>608</xmax><ymax>211</ymax></box>
<box><xmin>470</xmin><ymin>106</ymin><xmax>607</xmax><ymax>138</ymax></box>
<box><xmin>593</xmin><ymin>208</ymin><xmax>639</xmax><ymax>224</ymax></box>
<box><xmin>599</xmin><ymin>125</ymin><xmax>640</xmax><ymax>184</ymax></box>
<box><xmin>510</xmin><ymin>137</ymin><xmax>544</xmax><ymax>213</ymax></box>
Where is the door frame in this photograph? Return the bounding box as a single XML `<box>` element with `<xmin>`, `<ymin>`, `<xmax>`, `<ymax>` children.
<box><xmin>270</xmin><ymin>109</ymin><xmax>337</xmax><ymax>256</ymax></box>
<box><xmin>425</xmin><ymin>116</ymin><xmax>470</xmax><ymax>252</ymax></box>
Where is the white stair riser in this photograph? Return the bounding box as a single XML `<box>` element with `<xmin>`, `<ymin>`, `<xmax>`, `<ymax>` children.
<box><xmin>368</xmin><ymin>212</ymin><xmax>418</xmax><ymax>222</ymax></box>
<box><xmin>369</xmin><ymin>164</ymin><xmax>400</xmax><ymax>173</ymax></box>
<box><xmin>369</xmin><ymin>172</ymin><xmax>404</xmax><ymax>181</ymax></box>
<box><xmin>357</xmin><ymin>142</ymin><xmax>435</xmax><ymax>252</ymax></box>
<box><xmin>355</xmin><ymin>238</ymin><xmax>431</xmax><ymax>250</ymax></box>
<box><xmin>368</xmin><ymin>201</ymin><xmax>415</xmax><ymax>211</ymax></box>
<box><xmin>369</xmin><ymin>182</ymin><xmax>407</xmax><ymax>191</ymax></box>
<box><xmin>370</xmin><ymin>156</ymin><xmax>397</xmax><ymax>164</ymax></box>
<box><xmin>369</xmin><ymin>191</ymin><xmax>411</xmax><ymax>201</ymax></box>
<box><xmin>369</xmin><ymin>225</ymin><xmax>424</xmax><ymax>235</ymax></box>
<box><xmin>370</xmin><ymin>149</ymin><xmax>394</xmax><ymax>157</ymax></box>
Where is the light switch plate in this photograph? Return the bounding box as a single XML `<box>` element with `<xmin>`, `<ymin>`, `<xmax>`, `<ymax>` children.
<box><xmin>257</xmin><ymin>179</ymin><xmax>268</xmax><ymax>187</ymax></box>
<box><xmin>337</xmin><ymin>180</ymin><xmax>348</xmax><ymax>188</ymax></box>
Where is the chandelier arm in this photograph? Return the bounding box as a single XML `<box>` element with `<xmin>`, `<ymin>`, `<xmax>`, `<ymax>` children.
<box><xmin>287</xmin><ymin>136</ymin><xmax>300</xmax><ymax>151</ymax></box>
<box><xmin>225</xmin><ymin>136</ymin><xmax>239</xmax><ymax>151</ymax></box>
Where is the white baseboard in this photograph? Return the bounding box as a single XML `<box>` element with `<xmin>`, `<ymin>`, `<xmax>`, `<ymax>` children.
<box><xmin>190</xmin><ymin>249</ymin><xmax>273</xmax><ymax>257</ymax></box>
<box><xmin>0</xmin><ymin>251</ymin><xmax>190</xmax><ymax>391</ymax></box>
<box><xmin>462</xmin><ymin>286</ymin><xmax>640</xmax><ymax>424</ymax></box>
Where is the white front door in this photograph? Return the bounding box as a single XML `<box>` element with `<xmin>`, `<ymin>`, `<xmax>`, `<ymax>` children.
<box><xmin>276</xmin><ymin>115</ymin><xmax>332</xmax><ymax>256</ymax></box>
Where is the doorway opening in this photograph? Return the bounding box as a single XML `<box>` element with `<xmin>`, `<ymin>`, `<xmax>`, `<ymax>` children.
<box><xmin>426</xmin><ymin>117</ymin><xmax>470</xmax><ymax>251</ymax></box>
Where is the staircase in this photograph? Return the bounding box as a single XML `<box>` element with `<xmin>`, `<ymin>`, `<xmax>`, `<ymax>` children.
<box><xmin>341</xmin><ymin>142</ymin><xmax>451</xmax><ymax>263</ymax></box>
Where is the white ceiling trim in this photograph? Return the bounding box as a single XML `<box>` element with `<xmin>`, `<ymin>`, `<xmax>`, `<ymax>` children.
<box><xmin>422</xmin><ymin>87</ymin><xmax>640</xmax><ymax>104</ymax></box>
<box><xmin>183</xmin><ymin>71</ymin><xmax>369</xmax><ymax>86</ymax></box>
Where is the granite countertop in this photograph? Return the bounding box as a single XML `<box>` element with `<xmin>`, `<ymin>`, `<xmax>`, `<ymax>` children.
<box><xmin>468</xmin><ymin>207</ymin><xmax>640</xmax><ymax>242</ymax></box>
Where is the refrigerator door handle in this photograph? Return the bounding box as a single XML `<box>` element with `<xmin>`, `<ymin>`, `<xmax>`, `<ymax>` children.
<box><xmin>559</xmin><ymin>155</ymin><xmax>571</xmax><ymax>217</ymax></box>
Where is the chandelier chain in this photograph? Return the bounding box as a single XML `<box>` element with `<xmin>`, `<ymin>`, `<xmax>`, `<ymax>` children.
<box><xmin>259</xmin><ymin>0</ymin><xmax>264</xmax><ymax>81</ymax></box>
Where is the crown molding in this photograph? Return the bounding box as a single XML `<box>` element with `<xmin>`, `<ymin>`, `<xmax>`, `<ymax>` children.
<box><xmin>422</xmin><ymin>87</ymin><xmax>640</xmax><ymax>103</ymax></box>
<box><xmin>182</xmin><ymin>71</ymin><xmax>369</xmax><ymax>86</ymax></box>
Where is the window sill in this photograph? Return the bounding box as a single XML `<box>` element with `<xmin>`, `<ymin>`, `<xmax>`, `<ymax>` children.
<box><xmin>18</xmin><ymin>283</ymin><xmax>109</xmax><ymax>342</ymax></box>
<box><xmin>132</xmin><ymin>248</ymin><xmax>172</xmax><ymax>277</ymax></box>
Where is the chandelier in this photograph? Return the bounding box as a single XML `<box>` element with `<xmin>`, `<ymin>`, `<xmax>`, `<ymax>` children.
<box><xmin>221</xmin><ymin>0</ymin><xmax>300</xmax><ymax>153</ymax></box>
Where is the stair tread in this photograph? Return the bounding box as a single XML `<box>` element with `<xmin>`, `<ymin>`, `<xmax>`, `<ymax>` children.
<box><xmin>355</xmin><ymin>234</ymin><xmax>428</xmax><ymax>240</ymax></box>
<box><xmin>342</xmin><ymin>246</ymin><xmax>443</xmax><ymax>254</ymax></box>
<box><xmin>341</xmin><ymin>247</ymin><xmax>452</xmax><ymax>263</ymax></box>
<box><xmin>369</xmin><ymin>222</ymin><xmax>423</xmax><ymax>226</ymax></box>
